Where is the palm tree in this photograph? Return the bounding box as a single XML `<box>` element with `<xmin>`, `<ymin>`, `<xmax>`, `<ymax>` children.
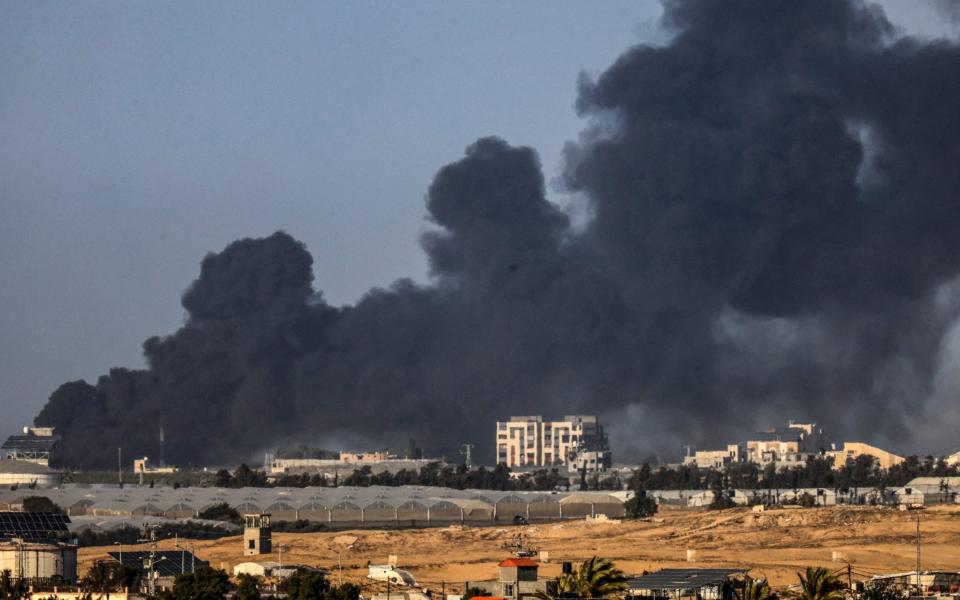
<box><xmin>576</xmin><ymin>556</ymin><xmax>628</xmax><ymax>598</ymax></box>
<box><xmin>796</xmin><ymin>567</ymin><xmax>844</xmax><ymax>600</ymax></box>
<box><xmin>738</xmin><ymin>577</ymin><xmax>774</xmax><ymax>600</ymax></box>
<box><xmin>535</xmin><ymin>573</ymin><xmax>580</xmax><ymax>600</ymax></box>
<box><xmin>534</xmin><ymin>557</ymin><xmax>627</xmax><ymax>600</ymax></box>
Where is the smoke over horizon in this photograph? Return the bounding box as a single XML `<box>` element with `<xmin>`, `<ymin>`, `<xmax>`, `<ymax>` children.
<box><xmin>36</xmin><ymin>0</ymin><xmax>960</xmax><ymax>468</ymax></box>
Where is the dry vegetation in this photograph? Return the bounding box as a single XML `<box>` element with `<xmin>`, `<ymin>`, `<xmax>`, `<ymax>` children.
<box><xmin>80</xmin><ymin>505</ymin><xmax>960</xmax><ymax>591</ymax></box>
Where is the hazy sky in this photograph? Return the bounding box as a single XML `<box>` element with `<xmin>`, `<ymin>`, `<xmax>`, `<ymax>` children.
<box><xmin>0</xmin><ymin>1</ymin><xmax>955</xmax><ymax>437</ymax></box>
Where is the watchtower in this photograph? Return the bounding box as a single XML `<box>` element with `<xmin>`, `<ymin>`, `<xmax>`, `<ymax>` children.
<box><xmin>243</xmin><ymin>513</ymin><xmax>272</xmax><ymax>556</ymax></box>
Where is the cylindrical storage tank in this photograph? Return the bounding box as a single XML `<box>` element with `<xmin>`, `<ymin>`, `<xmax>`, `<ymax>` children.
<box><xmin>0</xmin><ymin>542</ymin><xmax>77</xmax><ymax>583</ymax></box>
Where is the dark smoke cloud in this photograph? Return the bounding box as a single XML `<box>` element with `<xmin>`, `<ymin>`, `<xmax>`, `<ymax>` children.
<box><xmin>37</xmin><ymin>0</ymin><xmax>960</xmax><ymax>468</ymax></box>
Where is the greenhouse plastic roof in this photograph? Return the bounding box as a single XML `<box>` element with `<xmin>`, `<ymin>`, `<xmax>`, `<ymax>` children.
<box><xmin>0</xmin><ymin>484</ymin><xmax>629</xmax><ymax>514</ymax></box>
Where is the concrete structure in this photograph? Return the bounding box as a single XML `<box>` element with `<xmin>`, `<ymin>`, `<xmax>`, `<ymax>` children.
<box><xmin>683</xmin><ymin>445</ymin><xmax>742</xmax><ymax>469</ymax></box>
<box><xmin>243</xmin><ymin>513</ymin><xmax>272</xmax><ymax>556</ymax></box>
<box><xmin>2</xmin><ymin>427</ymin><xmax>59</xmax><ymax>467</ymax></box>
<box><xmin>825</xmin><ymin>442</ymin><xmax>905</xmax><ymax>470</ymax></box>
<box><xmin>267</xmin><ymin>455</ymin><xmax>438</xmax><ymax>477</ymax></box>
<box><xmin>133</xmin><ymin>457</ymin><xmax>176</xmax><ymax>476</ymax></box>
<box><xmin>0</xmin><ymin>460</ymin><xmax>61</xmax><ymax>488</ymax></box>
<box><xmin>746</xmin><ymin>421</ymin><xmax>825</xmax><ymax>463</ymax></box>
<box><xmin>466</xmin><ymin>558</ymin><xmax>547</xmax><ymax>600</ymax></box>
<box><xmin>496</xmin><ymin>416</ymin><xmax>610</xmax><ymax>471</ymax></box>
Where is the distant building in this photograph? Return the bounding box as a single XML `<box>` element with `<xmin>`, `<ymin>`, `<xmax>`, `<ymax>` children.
<box><xmin>465</xmin><ymin>558</ymin><xmax>547</xmax><ymax>600</ymax></box>
<box><xmin>684</xmin><ymin>421</ymin><xmax>832</xmax><ymax>471</ymax></box>
<box><xmin>265</xmin><ymin>452</ymin><xmax>439</xmax><ymax>477</ymax></box>
<box><xmin>945</xmin><ymin>450</ymin><xmax>960</xmax><ymax>466</ymax></box>
<box><xmin>340</xmin><ymin>451</ymin><xmax>396</xmax><ymax>463</ymax></box>
<box><xmin>825</xmin><ymin>442</ymin><xmax>905</xmax><ymax>470</ymax></box>
<box><xmin>2</xmin><ymin>427</ymin><xmax>60</xmax><ymax>467</ymax></box>
<box><xmin>683</xmin><ymin>445</ymin><xmax>743</xmax><ymax>469</ymax></box>
<box><xmin>243</xmin><ymin>513</ymin><xmax>272</xmax><ymax>556</ymax></box>
<box><xmin>133</xmin><ymin>457</ymin><xmax>176</xmax><ymax>483</ymax></box>
<box><xmin>745</xmin><ymin>421</ymin><xmax>826</xmax><ymax>463</ymax></box>
<box><xmin>495</xmin><ymin>416</ymin><xmax>611</xmax><ymax>471</ymax></box>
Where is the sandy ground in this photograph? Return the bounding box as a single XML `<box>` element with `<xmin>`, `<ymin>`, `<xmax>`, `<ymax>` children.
<box><xmin>79</xmin><ymin>505</ymin><xmax>960</xmax><ymax>592</ymax></box>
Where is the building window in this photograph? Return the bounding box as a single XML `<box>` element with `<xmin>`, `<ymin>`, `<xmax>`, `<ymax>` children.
<box><xmin>248</xmin><ymin>540</ymin><xmax>256</xmax><ymax>549</ymax></box>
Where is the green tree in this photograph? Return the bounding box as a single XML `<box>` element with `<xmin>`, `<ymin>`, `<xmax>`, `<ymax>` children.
<box><xmin>737</xmin><ymin>577</ymin><xmax>774</xmax><ymax>600</ymax></box>
<box><xmin>796</xmin><ymin>567</ymin><xmax>844</xmax><ymax>600</ymax></box>
<box><xmin>197</xmin><ymin>503</ymin><xmax>241</xmax><ymax>524</ymax></box>
<box><xmin>81</xmin><ymin>560</ymin><xmax>141</xmax><ymax>593</ymax></box>
<box><xmin>21</xmin><ymin>496</ymin><xmax>64</xmax><ymax>514</ymax></box>
<box><xmin>0</xmin><ymin>570</ymin><xmax>28</xmax><ymax>600</ymax></box>
<box><xmin>624</xmin><ymin>493</ymin><xmax>658</xmax><ymax>518</ymax></box>
<box><xmin>574</xmin><ymin>556</ymin><xmax>627</xmax><ymax>598</ymax></box>
<box><xmin>171</xmin><ymin>566</ymin><xmax>230</xmax><ymax>600</ymax></box>
<box><xmin>235</xmin><ymin>574</ymin><xmax>261</xmax><ymax>600</ymax></box>
<box><xmin>286</xmin><ymin>571</ymin><xmax>332</xmax><ymax>600</ymax></box>
<box><xmin>462</xmin><ymin>587</ymin><xmax>487</xmax><ymax>600</ymax></box>
<box><xmin>534</xmin><ymin>573</ymin><xmax>580</xmax><ymax>600</ymax></box>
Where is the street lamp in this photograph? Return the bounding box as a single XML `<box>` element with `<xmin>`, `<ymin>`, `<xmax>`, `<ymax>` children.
<box><xmin>113</xmin><ymin>541</ymin><xmax>123</xmax><ymax>564</ymax></box>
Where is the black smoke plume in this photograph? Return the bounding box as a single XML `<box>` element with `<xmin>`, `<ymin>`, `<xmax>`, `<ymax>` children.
<box><xmin>37</xmin><ymin>0</ymin><xmax>960</xmax><ymax>468</ymax></box>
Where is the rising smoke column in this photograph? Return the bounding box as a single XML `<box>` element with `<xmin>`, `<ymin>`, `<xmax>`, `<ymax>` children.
<box><xmin>36</xmin><ymin>0</ymin><xmax>960</xmax><ymax>468</ymax></box>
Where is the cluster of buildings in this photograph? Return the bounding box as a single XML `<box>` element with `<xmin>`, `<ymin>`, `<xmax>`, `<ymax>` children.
<box><xmin>495</xmin><ymin>415</ymin><xmax>611</xmax><ymax>475</ymax></box>
<box><xmin>682</xmin><ymin>421</ymin><xmax>905</xmax><ymax>472</ymax></box>
<box><xmin>265</xmin><ymin>449</ymin><xmax>440</xmax><ymax>479</ymax></box>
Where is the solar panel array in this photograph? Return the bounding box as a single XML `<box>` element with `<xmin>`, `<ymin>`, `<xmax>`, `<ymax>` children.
<box><xmin>0</xmin><ymin>511</ymin><xmax>71</xmax><ymax>540</ymax></box>
<box><xmin>108</xmin><ymin>551</ymin><xmax>208</xmax><ymax>577</ymax></box>
<box><xmin>627</xmin><ymin>568</ymin><xmax>748</xmax><ymax>591</ymax></box>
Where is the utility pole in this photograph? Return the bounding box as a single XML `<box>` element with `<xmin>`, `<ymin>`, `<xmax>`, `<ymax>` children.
<box><xmin>118</xmin><ymin>447</ymin><xmax>123</xmax><ymax>487</ymax></box>
<box><xmin>916</xmin><ymin>510</ymin><xmax>922</xmax><ymax>594</ymax></box>
<box><xmin>139</xmin><ymin>525</ymin><xmax>166</xmax><ymax>597</ymax></box>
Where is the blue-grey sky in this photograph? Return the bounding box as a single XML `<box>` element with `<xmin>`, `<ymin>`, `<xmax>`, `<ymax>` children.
<box><xmin>0</xmin><ymin>1</ymin><xmax>954</xmax><ymax>437</ymax></box>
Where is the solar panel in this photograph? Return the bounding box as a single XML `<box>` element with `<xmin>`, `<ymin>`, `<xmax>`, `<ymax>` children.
<box><xmin>627</xmin><ymin>569</ymin><xmax>747</xmax><ymax>591</ymax></box>
<box><xmin>107</xmin><ymin>551</ymin><xmax>208</xmax><ymax>578</ymax></box>
<box><xmin>0</xmin><ymin>511</ymin><xmax>71</xmax><ymax>540</ymax></box>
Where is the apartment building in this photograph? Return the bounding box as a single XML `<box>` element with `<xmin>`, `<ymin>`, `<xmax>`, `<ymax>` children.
<box><xmin>745</xmin><ymin>421</ymin><xmax>825</xmax><ymax>462</ymax></box>
<box><xmin>683</xmin><ymin>444</ymin><xmax>743</xmax><ymax>469</ymax></box>
<box><xmin>495</xmin><ymin>415</ymin><xmax>610</xmax><ymax>470</ymax></box>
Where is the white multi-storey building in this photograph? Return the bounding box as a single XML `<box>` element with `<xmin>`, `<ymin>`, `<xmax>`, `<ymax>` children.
<box><xmin>495</xmin><ymin>415</ymin><xmax>610</xmax><ymax>471</ymax></box>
